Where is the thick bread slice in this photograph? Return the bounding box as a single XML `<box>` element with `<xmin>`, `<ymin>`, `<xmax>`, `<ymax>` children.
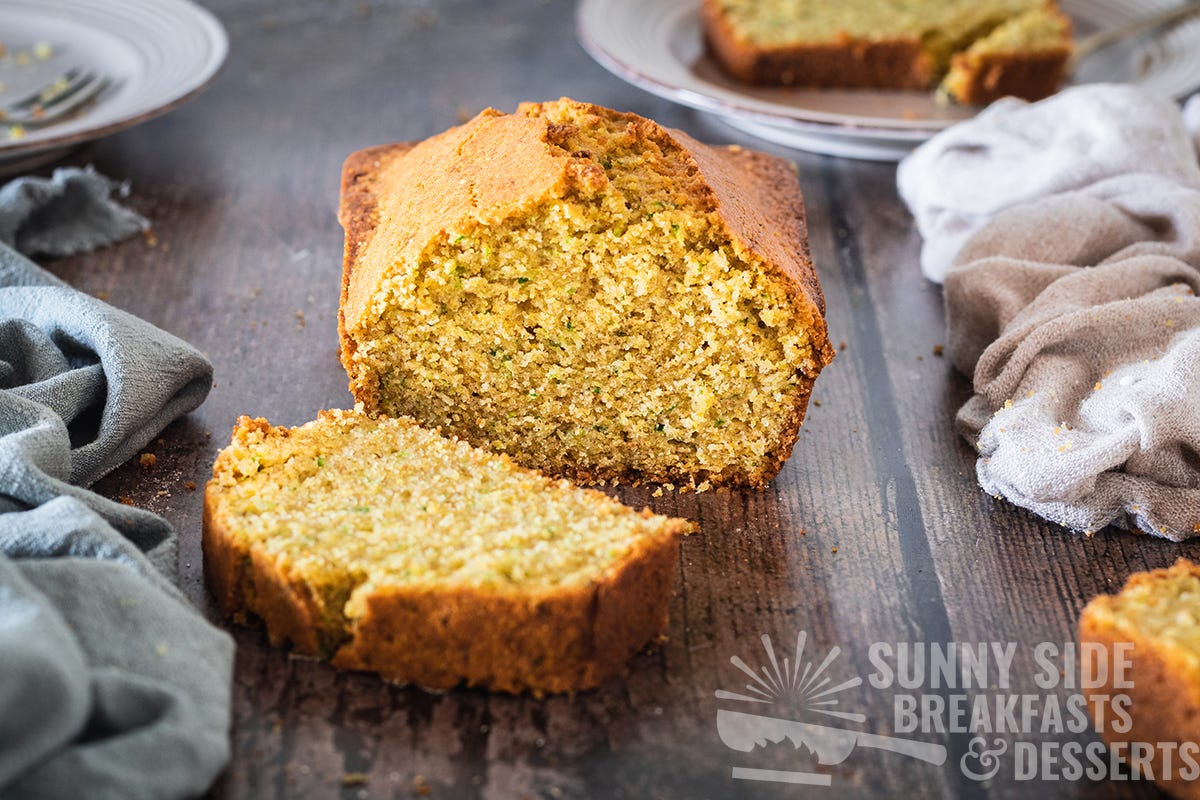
<box><xmin>702</xmin><ymin>0</ymin><xmax>1072</xmax><ymax>105</ymax></box>
<box><xmin>204</xmin><ymin>409</ymin><xmax>690</xmax><ymax>694</ymax></box>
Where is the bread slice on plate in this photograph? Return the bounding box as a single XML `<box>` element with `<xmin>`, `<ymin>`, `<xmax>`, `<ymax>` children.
<box><xmin>941</xmin><ymin>7</ymin><xmax>1072</xmax><ymax>106</ymax></box>
<box><xmin>702</xmin><ymin>0</ymin><xmax>1072</xmax><ymax>105</ymax></box>
<box><xmin>338</xmin><ymin>98</ymin><xmax>832</xmax><ymax>490</ymax></box>
<box><xmin>203</xmin><ymin>409</ymin><xmax>691</xmax><ymax>694</ymax></box>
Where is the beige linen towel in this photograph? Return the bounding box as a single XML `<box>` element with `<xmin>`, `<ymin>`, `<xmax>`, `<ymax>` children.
<box><xmin>898</xmin><ymin>84</ymin><xmax>1200</xmax><ymax>539</ymax></box>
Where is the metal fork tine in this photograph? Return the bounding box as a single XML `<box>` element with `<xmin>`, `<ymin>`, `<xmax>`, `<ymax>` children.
<box><xmin>36</xmin><ymin>73</ymin><xmax>106</xmax><ymax>122</ymax></box>
<box><xmin>1</xmin><ymin>70</ymin><xmax>106</xmax><ymax>126</ymax></box>
<box><xmin>3</xmin><ymin>68</ymin><xmax>84</xmax><ymax>114</ymax></box>
<box><xmin>1070</xmin><ymin>1</ymin><xmax>1200</xmax><ymax>74</ymax></box>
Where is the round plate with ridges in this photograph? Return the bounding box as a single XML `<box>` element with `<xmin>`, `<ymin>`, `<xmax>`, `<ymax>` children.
<box><xmin>577</xmin><ymin>0</ymin><xmax>1200</xmax><ymax>159</ymax></box>
<box><xmin>0</xmin><ymin>0</ymin><xmax>227</xmax><ymax>163</ymax></box>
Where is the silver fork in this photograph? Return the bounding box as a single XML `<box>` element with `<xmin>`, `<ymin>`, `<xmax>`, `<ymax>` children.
<box><xmin>0</xmin><ymin>67</ymin><xmax>106</xmax><ymax>127</ymax></box>
<box><xmin>1069</xmin><ymin>1</ymin><xmax>1200</xmax><ymax>74</ymax></box>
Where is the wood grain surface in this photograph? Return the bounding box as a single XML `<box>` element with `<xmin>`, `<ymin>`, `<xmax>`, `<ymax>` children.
<box><xmin>40</xmin><ymin>1</ymin><xmax>1200</xmax><ymax>798</ymax></box>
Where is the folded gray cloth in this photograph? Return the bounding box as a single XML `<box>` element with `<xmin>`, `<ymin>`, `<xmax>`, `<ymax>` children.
<box><xmin>898</xmin><ymin>84</ymin><xmax>1200</xmax><ymax>539</ymax></box>
<box><xmin>0</xmin><ymin>168</ymin><xmax>233</xmax><ymax>799</ymax></box>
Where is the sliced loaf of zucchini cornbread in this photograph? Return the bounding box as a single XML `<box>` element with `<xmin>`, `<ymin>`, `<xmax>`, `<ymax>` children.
<box><xmin>339</xmin><ymin>99</ymin><xmax>832</xmax><ymax>489</ymax></box>
<box><xmin>203</xmin><ymin>409</ymin><xmax>690</xmax><ymax>693</ymax></box>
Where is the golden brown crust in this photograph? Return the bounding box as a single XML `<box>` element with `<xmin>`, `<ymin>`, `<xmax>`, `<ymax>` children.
<box><xmin>337</xmin><ymin>141</ymin><xmax>416</xmax><ymax>405</ymax></box>
<box><xmin>203</xmin><ymin>415</ymin><xmax>689</xmax><ymax>693</ymax></box>
<box><xmin>1078</xmin><ymin>559</ymin><xmax>1200</xmax><ymax>799</ymax></box>
<box><xmin>701</xmin><ymin>0</ymin><xmax>933</xmax><ymax>89</ymax></box>
<box><xmin>203</xmin><ymin>479</ymin><xmax>327</xmax><ymax>655</ymax></box>
<box><xmin>945</xmin><ymin>47</ymin><xmax>1069</xmax><ymax>106</ymax></box>
<box><xmin>330</xmin><ymin>527</ymin><xmax>681</xmax><ymax>693</ymax></box>
<box><xmin>338</xmin><ymin>144</ymin><xmax>409</xmax><ymax>272</ymax></box>
<box><xmin>337</xmin><ymin>100</ymin><xmax>832</xmax><ymax>489</ymax></box>
<box><xmin>338</xmin><ymin>108</ymin><xmax>586</xmax><ymax>367</ymax></box>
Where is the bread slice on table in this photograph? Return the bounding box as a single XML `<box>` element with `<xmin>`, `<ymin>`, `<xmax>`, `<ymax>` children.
<box><xmin>338</xmin><ymin>98</ymin><xmax>832</xmax><ymax>490</ymax></box>
<box><xmin>203</xmin><ymin>409</ymin><xmax>691</xmax><ymax>694</ymax></box>
<box><xmin>702</xmin><ymin>0</ymin><xmax>1072</xmax><ymax>105</ymax></box>
<box><xmin>1078</xmin><ymin>559</ymin><xmax>1200</xmax><ymax>799</ymax></box>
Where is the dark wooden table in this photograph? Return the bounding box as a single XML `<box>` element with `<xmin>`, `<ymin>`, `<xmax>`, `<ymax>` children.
<box><xmin>45</xmin><ymin>1</ymin><xmax>1200</xmax><ymax>798</ymax></box>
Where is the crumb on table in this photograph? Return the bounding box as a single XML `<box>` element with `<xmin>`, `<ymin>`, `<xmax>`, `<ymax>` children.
<box><xmin>341</xmin><ymin>772</ymin><xmax>369</xmax><ymax>787</ymax></box>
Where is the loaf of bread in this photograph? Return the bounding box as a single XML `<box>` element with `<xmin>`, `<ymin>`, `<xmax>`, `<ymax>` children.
<box><xmin>203</xmin><ymin>409</ymin><xmax>690</xmax><ymax>694</ymax></box>
<box><xmin>1078</xmin><ymin>559</ymin><xmax>1200</xmax><ymax>799</ymax></box>
<box><xmin>702</xmin><ymin>0</ymin><xmax>1072</xmax><ymax>105</ymax></box>
<box><xmin>338</xmin><ymin>99</ymin><xmax>832</xmax><ymax>490</ymax></box>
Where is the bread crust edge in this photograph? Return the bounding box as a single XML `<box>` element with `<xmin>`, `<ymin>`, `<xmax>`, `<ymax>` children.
<box><xmin>338</xmin><ymin>142</ymin><xmax>419</xmax><ymax>411</ymax></box>
<box><xmin>330</xmin><ymin>524</ymin><xmax>683</xmax><ymax>694</ymax></box>
<box><xmin>701</xmin><ymin>0</ymin><xmax>933</xmax><ymax>89</ymax></box>
<box><xmin>202</xmin><ymin>419</ymin><xmax>689</xmax><ymax>693</ymax></box>
<box><xmin>1078</xmin><ymin>559</ymin><xmax>1200</xmax><ymax>800</ymax></box>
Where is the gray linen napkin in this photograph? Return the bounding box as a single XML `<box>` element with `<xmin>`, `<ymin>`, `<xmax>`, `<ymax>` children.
<box><xmin>898</xmin><ymin>84</ymin><xmax>1200</xmax><ymax>540</ymax></box>
<box><xmin>0</xmin><ymin>168</ymin><xmax>233</xmax><ymax>799</ymax></box>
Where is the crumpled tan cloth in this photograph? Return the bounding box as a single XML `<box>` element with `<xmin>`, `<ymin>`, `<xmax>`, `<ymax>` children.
<box><xmin>898</xmin><ymin>84</ymin><xmax>1200</xmax><ymax>539</ymax></box>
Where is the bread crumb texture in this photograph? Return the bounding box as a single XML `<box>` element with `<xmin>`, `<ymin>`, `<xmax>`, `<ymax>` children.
<box><xmin>339</xmin><ymin>99</ymin><xmax>831</xmax><ymax>489</ymax></box>
<box><xmin>708</xmin><ymin>0</ymin><xmax>1059</xmax><ymax>56</ymax></box>
<box><xmin>1079</xmin><ymin>559</ymin><xmax>1200</xmax><ymax>800</ymax></box>
<box><xmin>1082</xmin><ymin>559</ymin><xmax>1200</xmax><ymax>675</ymax></box>
<box><xmin>204</xmin><ymin>409</ymin><xmax>690</xmax><ymax>693</ymax></box>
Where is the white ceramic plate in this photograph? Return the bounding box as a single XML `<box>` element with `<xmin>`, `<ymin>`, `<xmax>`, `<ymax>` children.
<box><xmin>0</xmin><ymin>0</ymin><xmax>227</xmax><ymax>169</ymax></box>
<box><xmin>577</xmin><ymin>0</ymin><xmax>1200</xmax><ymax>160</ymax></box>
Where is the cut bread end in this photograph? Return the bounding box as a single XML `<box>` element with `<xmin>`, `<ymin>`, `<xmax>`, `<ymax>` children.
<box><xmin>941</xmin><ymin>7</ymin><xmax>1072</xmax><ymax>105</ymax></box>
<box><xmin>339</xmin><ymin>99</ymin><xmax>832</xmax><ymax>489</ymax></box>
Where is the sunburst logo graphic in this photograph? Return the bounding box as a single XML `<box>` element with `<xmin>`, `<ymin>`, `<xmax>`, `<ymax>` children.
<box><xmin>716</xmin><ymin>631</ymin><xmax>866</xmax><ymax>723</ymax></box>
<box><xmin>715</xmin><ymin>632</ymin><xmax>947</xmax><ymax>787</ymax></box>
